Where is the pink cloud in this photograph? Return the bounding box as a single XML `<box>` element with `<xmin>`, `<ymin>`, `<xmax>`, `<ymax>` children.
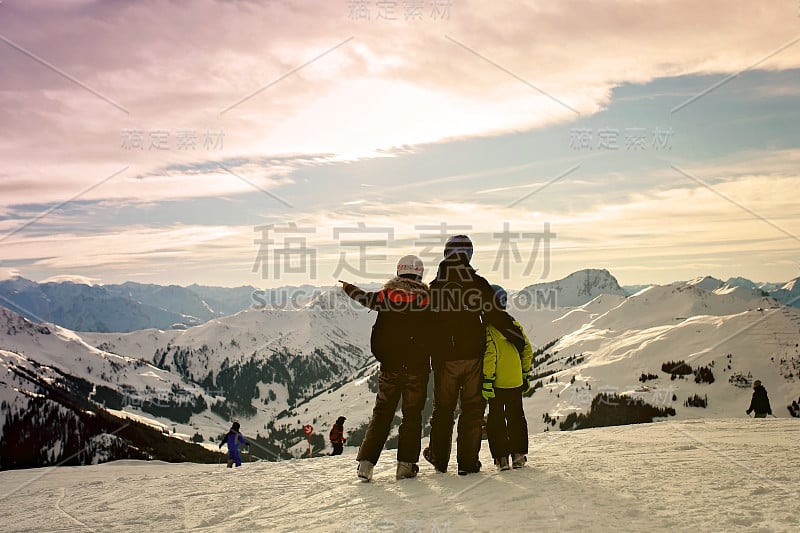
<box><xmin>1</xmin><ymin>0</ymin><xmax>799</xmax><ymax>208</ymax></box>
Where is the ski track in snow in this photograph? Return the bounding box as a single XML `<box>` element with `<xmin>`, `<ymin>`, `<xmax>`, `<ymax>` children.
<box><xmin>0</xmin><ymin>419</ymin><xmax>798</xmax><ymax>532</ymax></box>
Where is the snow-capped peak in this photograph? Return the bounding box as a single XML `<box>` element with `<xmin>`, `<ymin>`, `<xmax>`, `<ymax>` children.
<box><xmin>517</xmin><ymin>268</ymin><xmax>628</xmax><ymax>307</ymax></box>
<box><xmin>685</xmin><ymin>275</ymin><xmax>724</xmax><ymax>292</ymax></box>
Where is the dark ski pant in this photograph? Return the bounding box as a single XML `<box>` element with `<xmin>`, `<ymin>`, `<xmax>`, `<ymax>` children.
<box><xmin>331</xmin><ymin>442</ymin><xmax>344</xmax><ymax>456</ymax></box>
<box><xmin>428</xmin><ymin>358</ymin><xmax>484</xmax><ymax>473</ymax></box>
<box><xmin>486</xmin><ymin>386</ymin><xmax>528</xmax><ymax>459</ymax></box>
<box><xmin>357</xmin><ymin>370</ymin><xmax>429</xmax><ymax>465</ymax></box>
<box><xmin>227</xmin><ymin>449</ymin><xmax>242</xmax><ymax>467</ymax></box>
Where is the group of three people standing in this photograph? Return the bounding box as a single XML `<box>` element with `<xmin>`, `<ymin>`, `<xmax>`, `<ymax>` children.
<box><xmin>340</xmin><ymin>235</ymin><xmax>534</xmax><ymax>481</ymax></box>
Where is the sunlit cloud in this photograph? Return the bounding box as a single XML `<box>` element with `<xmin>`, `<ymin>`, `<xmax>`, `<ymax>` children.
<box><xmin>2</xmin><ymin>1</ymin><xmax>799</xmax><ymax>206</ymax></box>
<box><xmin>2</xmin><ymin>1</ymin><xmax>799</xmax><ymax>286</ymax></box>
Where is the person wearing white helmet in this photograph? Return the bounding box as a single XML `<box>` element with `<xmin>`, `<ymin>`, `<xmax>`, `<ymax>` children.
<box><xmin>340</xmin><ymin>255</ymin><xmax>431</xmax><ymax>482</ymax></box>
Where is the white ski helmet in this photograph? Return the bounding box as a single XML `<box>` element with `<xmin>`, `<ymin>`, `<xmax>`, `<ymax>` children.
<box><xmin>396</xmin><ymin>254</ymin><xmax>424</xmax><ymax>279</ymax></box>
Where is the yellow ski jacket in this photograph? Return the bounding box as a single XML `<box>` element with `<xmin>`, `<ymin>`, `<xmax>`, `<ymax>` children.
<box><xmin>484</xmin><ymin>320</ymin><xmax>533</xmax><ymax>389</ymax></box>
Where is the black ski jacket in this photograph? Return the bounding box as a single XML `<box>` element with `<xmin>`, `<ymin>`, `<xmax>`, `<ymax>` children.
<box><xmin>427</xmin><ymin>255</ymin><xmax>525</xmax><ymax>363</ymax></box>
<box><xmin>747</xmin><ymin>385</ymin><xmax>772</xmax><ymax>415</ymax></box>
<box><xmin>343</xmin><ymin>277</ymin><xmax>431</xmax><ymax>375</ymax></box>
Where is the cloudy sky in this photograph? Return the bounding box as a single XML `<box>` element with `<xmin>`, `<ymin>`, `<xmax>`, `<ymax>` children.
<box><xmin>1</xmin><ymin>0</ymin><xmax>799</xmax><ymax>289</ymax></box>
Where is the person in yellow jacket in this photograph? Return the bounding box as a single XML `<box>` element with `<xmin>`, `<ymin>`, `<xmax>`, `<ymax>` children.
<box><xmin>482</xmin><ymin>284</ymin><xmax>534</xmax><ymax>471</ymax></box>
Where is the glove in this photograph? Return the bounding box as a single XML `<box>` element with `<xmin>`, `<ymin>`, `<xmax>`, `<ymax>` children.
<box><xmin>482</xmin><ymin>378</ymin><xmax>495</xmax><ymax>401</ymax></box>
<box><xmin>522</xmin><ymin>370</ymin><xmax>532</xmax><ymax>395</ymax></box>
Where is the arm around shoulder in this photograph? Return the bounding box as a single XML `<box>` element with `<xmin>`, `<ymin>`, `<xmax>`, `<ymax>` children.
<box><xmin>514</xmin><ymin>321</ymin><xmax>534</xmax><ymax>372</ymax></box>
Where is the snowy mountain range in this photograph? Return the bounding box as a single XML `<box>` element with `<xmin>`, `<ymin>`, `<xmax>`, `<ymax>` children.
<box><xmin>0</xmin><ymin>277</ymin><xmax>264</xmax><ymax>332</ymax></box>
<box><xmin>2</xmin><ymin>268</ymin><xmax>800</xmax><ymax>470</ymax></box>
<box><xmin>0</xmin><ymin>287</ymin><xmax>375</xmax><ymax>468</ymax></box>
<box><xmin>1</xmin><ymin>271</ymin><xmax>797</xmax><ymax>335</ymax></box>
<box><xmin>274</xmin><ymin>276</ymin><xmax>800</xmax><ymax>450</ymax></box>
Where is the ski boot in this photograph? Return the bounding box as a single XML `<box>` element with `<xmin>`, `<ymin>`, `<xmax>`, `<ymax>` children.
<box><xmin>511</xmin><ymin>453</ymin><xmax>527</xmax><ymax>469</ymax></box>
<box><xmin>495</xmin><ymin>456</ymin><xmax>510</xmax><ymax>471</ymax></box>
<box><xmin>396</xmin><ymin>461</ymin><xmax>419</xmax><ymax>480</ymax></box>
<box><xmin>457</xmin><ymin>460</ymin><xmax>481</xmax><ymax>476</ymax></box>
<box><xmin>423</xmin><ymin>447</ymin><xmax>446</xmax><ymax>473</ymax></box>
<box><xmin>357</xmin><ymin>460</ymin><xmax>374</xmax><ymax>482</ymax></box>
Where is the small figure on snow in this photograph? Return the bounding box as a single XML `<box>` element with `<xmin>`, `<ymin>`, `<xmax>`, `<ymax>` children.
<box><xmin>746</xmin><ymin>380</ymin><xmax>773</xmax><ymax>418</ymax></box>
<box><xmin>219</xmin><ymin>421</ymin><xmax>249</xmax><ymax>467</ymax></box>
<box><xmin>341</xmin><ymin>254</ymin><xmax>431</xmax><ymax>481</ymax></box>
<box><xmin>482</xmin><ymin>284</ymin><xmax>533</xmax><ymax>471</ymax></box>
<box><xmin>329</xmin><ymin>416</ymin><xmax>347</xmax><ymax>456</ymax></box>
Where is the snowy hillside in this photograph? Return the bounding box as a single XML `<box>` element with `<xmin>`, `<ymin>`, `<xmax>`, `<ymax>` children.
<box><xmin>771</xmin><ymin>277</ymin><xmax>800</xmax><ymax>308</ymax></box>
<box><xmin>4</xmin><ymin>270</ymin><xmax>800</xmax><ymax>470</ymax></box>
<box><xmin>516</xmin><ymin>268</ymin><xmax>628</xmax><ymax>308</ymax></box>
<box><xmin>0</xmin><ymin>307</ymin><xmax>224</xmax><ymax>468</ymax></box>
<box><xmin>78</xmin><ymin>288</ymin><xmax>374</xmax><ymax>449</ymax></box>
<box><xmin>0</xmin><ymin>287</ymin><xmax>375</xmax><ymax>467</ymax></box>
<box><xmin>0</xmin><ymin>307</ymin><xmax>213</xmax><ymax>415</ymax></box>
<box><xmin>286</xmin><ymin>280</ymin><xmax>799</xmax><ymax>452</ymax></box>
<box><xmin>513</xmin><ymin>283</ymin><xmax>800</xmax><ymax>434</ymax></box>
<box><xmin>713</xmin><ymin>282</ymin><xmax>766</xmax><ymax>300</ymax></box>
<box><xmin>1</xmin><ymin>419</ymin><xmax>797</xmax><ymax>532</ymax></box>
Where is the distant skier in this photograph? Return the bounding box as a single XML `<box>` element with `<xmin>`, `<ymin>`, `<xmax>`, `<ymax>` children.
<box><xmin>482</xmin><ymin>285</ymin><xmax>533</xmax><ymax>471</ymax></box>
<box><xmin>219</xmin><ymin>421</ymin><xmax>249</xmax><ymax>468</ymax></box>
<box><xmin>340</xmin><ymin>254</ymin><xmax>431</xmax><ymax>481</ymax></box>
<box><xmin>746</xmin><ymin>380</ymin><xmax>773</xmax><ymax>418</ymax></box>
<box><xmin>329</xmin><ymin>416</ymin><xmax>347</xmax><ymax>455</ymax></box>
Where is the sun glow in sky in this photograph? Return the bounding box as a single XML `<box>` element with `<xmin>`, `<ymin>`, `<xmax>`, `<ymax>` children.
<box><xmin>1</xmin><ymin>1</ymin><xmax>799</xmax><ymax>289</ymax></box>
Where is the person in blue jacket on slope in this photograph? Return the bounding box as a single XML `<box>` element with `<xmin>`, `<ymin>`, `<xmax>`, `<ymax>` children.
<box><xmin>219</xmin><ymin>421</ymin><xmax>249</xmax><ymax>467</ymax></box>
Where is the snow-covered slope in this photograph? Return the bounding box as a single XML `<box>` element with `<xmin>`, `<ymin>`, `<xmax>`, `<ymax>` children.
<box><xmin>0</xmin><ymin>307</ymin><xmax>210</xmax><ymax>410</ymax></box>
<box><xmin>713</xmin><ymin>283</ymin><xmax>766</xmax><ymax>300</ymax></box>
<box><xmin>4</xmin><ymin>270</ymin><xmax>799</xmax><ymax>470</ymax></box>
<box><xmin>292</xmin><ymin>280</ymin><xmax>798</xmax><ymax>449</ymax></box>
<box><xmin>0</xmin><ymin>288</ymin><xmax>374</xmax><ymax>465</ymax></box>
<box><xmin>542</xmin><ymin>293</ymin><xmax>628</xmax><ymax>341</ymax></box>
<box><xmin>81</xmin><ymin>287</ymin><xmax>372</xmax><ymax>387</ymax></box>
<box><xmin>0</xmin><ymin>306</ymin><xmax>227</xmax><ymax>468</ymax></box>
<box><xmin>771</xmin><ymin>277</ymin><xmax>800</xmax><ymax>308</ymax></box>
<box><xmin>82</xmin><ymin>290</ymin><xmax>371</xmax><ymax>380</ymax></box>
<box><xmin>585</xmin><ymin>283</ymin><xmax>775</xmax><ymax>332</ymax></box>
<box><xmin>0</xmin><ymin>419</ymin><xmax>797</xmax><ymax>532</ymax></box>
<box><xmin>517</xmin><ymin>284</ymin><xmax>800</xmax><ymax>432</ymax></box>
<box><xmin>725</xmin><ymin>276</ymin><xmax>760</xmax><ymax>290</ymax></box>
<box><xmin>78</xmin><ymin>288</ymin><xmax>375</xmax><ymax>449</ymax></box>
